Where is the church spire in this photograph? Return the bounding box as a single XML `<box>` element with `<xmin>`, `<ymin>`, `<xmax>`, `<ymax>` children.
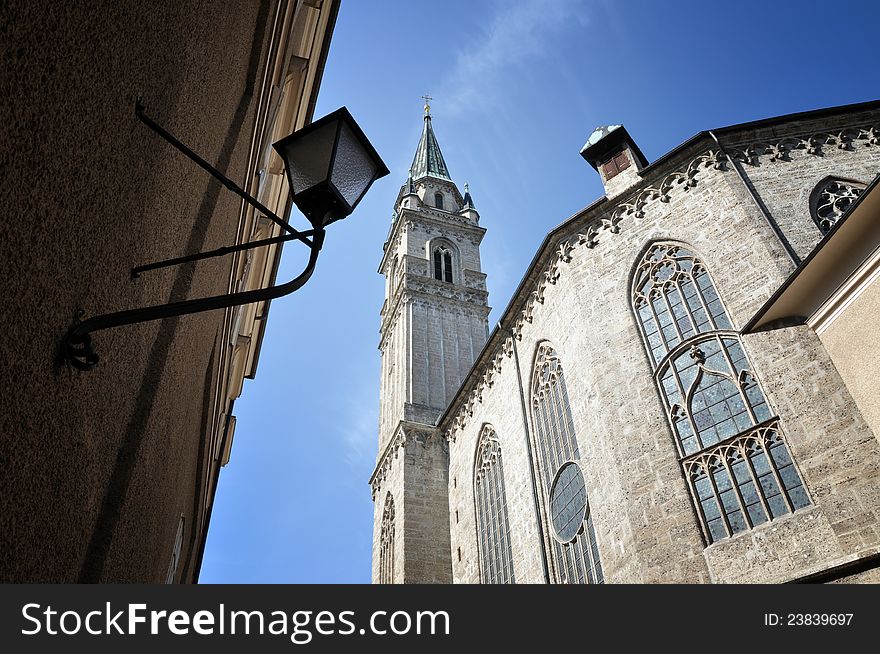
<box><xmin>410</xmin><ymin>98</ymin><xmax>451</xmax><ymax>182</ymax></box>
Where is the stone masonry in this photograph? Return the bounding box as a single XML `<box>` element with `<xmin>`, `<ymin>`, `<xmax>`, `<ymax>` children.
<box><xmin>373</xmin><ymin>100</ymin><xmax>880</xmax><ymax>584</ymax></box>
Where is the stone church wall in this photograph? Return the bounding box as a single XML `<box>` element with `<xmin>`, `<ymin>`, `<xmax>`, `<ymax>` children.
<box><xmin>443</xmin><ymin>106</ymin><xmax>880</xmax><ymax>583</ymax></box>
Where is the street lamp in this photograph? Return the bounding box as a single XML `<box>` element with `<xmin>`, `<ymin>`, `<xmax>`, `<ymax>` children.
<box><xmin>275</xmin><ymin>107</ymin><xmax>387</xmax><ymax>228</ymax></box>
<box><xmin>63</xmin><ymin>100</ymin><xmax>389</xmax><ymax>371</ymax></box>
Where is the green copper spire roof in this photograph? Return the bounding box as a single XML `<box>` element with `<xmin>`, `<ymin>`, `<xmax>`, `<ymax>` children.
<box><xmin>409</xmin><ymin>105</ymin><xmax>451</xmax><ymax>182</ymax></box>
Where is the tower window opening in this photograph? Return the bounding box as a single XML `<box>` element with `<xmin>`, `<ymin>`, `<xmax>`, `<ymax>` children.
<box><xmin>433</xmin><ymin>246</ymin><xmax>454</xmax><ymax>283</ymax></box>
<box><xmin>435</xmin><ymin>192</ymin><xmax>444</xmax><ymax>209</ymax></box>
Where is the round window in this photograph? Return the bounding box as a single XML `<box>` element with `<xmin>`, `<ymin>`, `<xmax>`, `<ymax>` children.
<box><xmin>549</xmin><ymin>462</ymin><xmax>588</xmax><ymax>543</ymax></box>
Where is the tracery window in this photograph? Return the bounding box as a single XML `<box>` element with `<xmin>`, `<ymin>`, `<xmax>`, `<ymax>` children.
<box><xmin>474</xmin><ymin>426</ymin><xmax>515</xmax><ymax>584</ymax></box>
<box><xmin>810</xmin><ymin>177</ymin><xmax>865</xmax><ymax>234</ymax></box>
<box><xmin>432</xmin><ymin>246</ymin><xmax>454</xmax><ymax>283</ymax></box>
<box><xmin>531</xmin><ymin>343</ymin><xmax>603</xmax><ymax>584</ymax></box>
<box><xmin>632</xmin><ymin>243</ymin><xmax>810</xmax><ymax>544</ymax></box>
<box><xmin>434</xmin><ymin>192</ymin><xmax>444</xmax><ymax>209</ymax></box>
<box><xmin>379</xmin><ymin>493</ymin><xmax>395</xmax><ymax>584</ymax></box>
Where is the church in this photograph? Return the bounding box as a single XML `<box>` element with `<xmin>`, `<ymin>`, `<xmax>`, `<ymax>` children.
<box><xmin>370</xmin><ymin>99</ymin><xmax>880</xmax><ymax>584</ymax></box>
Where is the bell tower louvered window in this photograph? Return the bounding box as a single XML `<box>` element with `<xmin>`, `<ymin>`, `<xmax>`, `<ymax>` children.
<box><xmin>433</xmin><ymin>247</ymin><xmax>454</xmax><ymax>283</ymax></box>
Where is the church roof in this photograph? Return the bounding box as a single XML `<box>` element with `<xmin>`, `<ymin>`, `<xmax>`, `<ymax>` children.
<box><xmin>583</xmin><ymin>124</ymin><xmax>622</xmax><ymax>149</ymax></box>
<box><xmin>410</xmin><ymin>111</ymin><xmax>451</xmax><ymax>181</ymax></box>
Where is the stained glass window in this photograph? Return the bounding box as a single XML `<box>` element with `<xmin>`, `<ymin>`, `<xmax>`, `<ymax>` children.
<box><xmin>531</xmin><ymin>343</ymin><xmax>603</xmax><ymax>583</ymax></box>
<box><xmin>474</xmin><ymin>427</ymin><xmax>516</xmax><ymax>583</ymax></box>
<box><xmin>632</xmin><ymin>243</ymin><xmax>810</xmax><ymax>544</ymax></box>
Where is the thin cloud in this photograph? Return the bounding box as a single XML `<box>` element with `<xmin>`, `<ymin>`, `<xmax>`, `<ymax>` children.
<box><xmin>336</xmin><ymin>374</ymin><xmax>379</xmax><ymax>472</ymax></box>
<box><xmin>440</xmin><ymin>0</ymin><xmax>589</xmax><ymax>117</ymax></box>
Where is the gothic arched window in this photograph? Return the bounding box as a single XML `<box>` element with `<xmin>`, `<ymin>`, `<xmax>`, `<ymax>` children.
<box><xmin>379</xmin><ymin>493</ymin><xmax>395</xmax><ymax>584</ymax></box>
<box><xmin>632</xmin><ymin>243</ymin><xmax>810</xmax><ymax>544</ymax></box>
<box><xmin>432</xmin><ymin>247</ymin><xmax>454</xmax><ymax>283</ymax></box>
<box><xmin>531</xmin><ymin>343</ymin><xmax>603</xmax><ymax>584</ymax></box>
<box><xmin>810</xmin><ymin>177</ymin><xmax>865</xmax><ymax>234</ymax></box>
<box><xmin>434</xmin><ymin>192</ymin><xmax>444</xmax><ymax>209</ymax></box>
<box><xmin>474</xmin><ymin>426</ymin><xmax>516</xmax><ymax>584</ymax></box>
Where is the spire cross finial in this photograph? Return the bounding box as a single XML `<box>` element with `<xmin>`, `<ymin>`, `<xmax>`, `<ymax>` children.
<box><xmin>421</xmin><ymin>94</ymin><xmax>433</xmax><ymax>116</ymax></box>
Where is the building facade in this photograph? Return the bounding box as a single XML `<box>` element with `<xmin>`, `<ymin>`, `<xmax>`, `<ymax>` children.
<box><xmin>371</xmin><ymin>100</ymin><xmax>880</xmax><ymax>584</ymax></box>
<box><xmin>0</xmin><ymin>0</ymin><xmax>339</xmax><ymax>583</ymax></box>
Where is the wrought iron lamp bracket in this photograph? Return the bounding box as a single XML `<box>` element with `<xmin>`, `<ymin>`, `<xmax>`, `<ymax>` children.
<box><xmin>62</xmin><ymin>99</ymin><xmax>327</xmax><ymax>371</ymax></box>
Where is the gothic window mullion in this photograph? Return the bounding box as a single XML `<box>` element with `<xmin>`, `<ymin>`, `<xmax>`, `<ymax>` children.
<box><xmin>718</xmin><ymin>336</ymin><xmax>759</xmax><ymax>425</ymax></box>
<box><xmin>566</xmin><ymin>541</ymin><xmax>580</xmax><ymax>584</ymax></box>
<box><xmin>556</xmin><ymin>376</ymin><xmax>579</xmax><ymax>462</ymax></box>
<box><xmin>546</xmin><ymin>380</ymin><xmax>565</xmax><ymax>467</ymax></box>
<box><xmin>634</xmin><ymin>297</ymin><xmax>654</xmax><ymax>362</ymax></box>
<box><xmin>660</xmin><ymin>285</ymin><xmax>685</xmax><ymax>345</ymax></box>
<box><xmin>490</xmin><ymin>469</ymin><xmax>503</xmax><ymax>582</ymax></box>
<box><xmin>759</xmin><ymin>435</ymin><xmax>796</xmax><ymax>515</ymax></box>
<box><xmin>582</xmin><ymin>532</ymin><xmax>593</xmax><ymax>584</ymax></box>
<box><xmin>476</xmin><ymin>472</ymin><xmax>487</xmax><ymax>581</ymax></box>
<box><xmin>578</xmin><ymin>530</ymin><xmax>591</xmax><ymax>585</ymax></box>
<box><xmin>587</xmin><ymin>516</ymin><xmax>603</xmax><ymax>583</ymax></box>
<box><xmin>580</xmin><ymin>521</ymin><xmax>594</xmax><ymax>584</ymax></box>
<box><xmin>686</xmin><ymin>463</ymin><xmax>711</xmax><ymax>542</ymax></box>
<box><xmin>721</xmin><ymin>447</ymin><xmax>754</xmax><ymax>530</ymax></box>
<box><xmin>477</xmin><ymin>477</ymin><xmax>491</xmax><ymax>582</ymax></box>
<box><xmin>691</xmin><ymin>272</ymin><xmax>720</xmax><ymax>332</ymax></box>
<box><xmin>488</xmin><ymin>467</ymin><xmax>502</xmax><ymax>581</ymax></box>
<box><xmin>486</xmin><ymin>460</ymin><xmax>502</xmax><ymax>581</ymax></box>
<box><xmin>649</xmin><ymin>291</ymin><xmax>675</xmax><ymax>354</ymax></box>
<box><xmin>532</xmin><ymin>400</ymin><xmax>547</xmax><ymax>487</ymax></box>
<box><xmin>683</xmin><ymin>367</ymin><xmax>708</xmax><ymax>452</ymax></box>
<box><xmin>672</xmin><ymin>278</ymin><xmax>697</xmax><ymax>338</ymax></box>
<box><xmin>535</xmin><ymin>400</ymin><xmax>554</xmax><ymax>491</ymax></box>
<box><xmin>640</xmin><ymin>295</ymin><xmax>668</xmax><ymax>365</ymax></box>
<box><xmin>737</xmin><ymin>441</ymin><xmax>773</xmax><ymax>522</ymax></box>
<box><xmin>550</xmin><ymin>379</ymin><xmax>570</xmax><ymax>466</ymax></box>
<box><xmin>545</xmin><ymin>381</ymin><xmax>566</xmax><ymax>472</ymax></box>
<box><xmin>485</xmin><ymin>474</ymin><xmax>497</xmax><ymax>583</ymax></box>
<box><xmin>705</xmin><ymin>458</ymin><xmax>733</xmax><ymax>539</ymax></box>
<box><xmin>576</xmin><ymin>539</ymin><xmax>589</xmax><ymax>584</ymax></box>
<box><xmin>560</xmin><ymin>377</ymin><xmax>580</xmax><ymax>458</ymax></box>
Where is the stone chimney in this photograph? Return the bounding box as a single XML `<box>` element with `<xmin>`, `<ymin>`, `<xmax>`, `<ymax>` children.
<box><xmin>580</xmin><ymin>124</ymin><xmax>648</xmax><ymax>198</ymax></box>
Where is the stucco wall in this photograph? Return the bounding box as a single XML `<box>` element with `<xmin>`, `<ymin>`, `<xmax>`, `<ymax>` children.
<box><xmin>819</xmin><ymin>272</ymin><xmax>880</xmax><ymax>442</ymax></box>
<box><xmin>0</xmin><ymin>1</ymin><xmax>275</xmax><ymax>582</ymax></box>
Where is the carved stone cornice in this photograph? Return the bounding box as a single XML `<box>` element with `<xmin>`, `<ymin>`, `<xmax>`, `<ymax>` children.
<box><xmin>401</xmin><ymin>213</ymin><xmax>486</xmax><ymax>246</ymax></box>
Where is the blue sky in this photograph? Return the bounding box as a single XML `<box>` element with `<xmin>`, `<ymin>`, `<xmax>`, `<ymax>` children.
<box><xmin>199</xmin><ymin>0</ymin><xmax>879</xmax><ymax>582</ymax></box>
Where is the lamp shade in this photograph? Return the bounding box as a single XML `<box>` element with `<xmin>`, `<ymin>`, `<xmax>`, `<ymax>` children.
<box><xmin>273</xmin><ymin>107</ymin><xmax>389</xmax><ymax>229</ymax></box>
